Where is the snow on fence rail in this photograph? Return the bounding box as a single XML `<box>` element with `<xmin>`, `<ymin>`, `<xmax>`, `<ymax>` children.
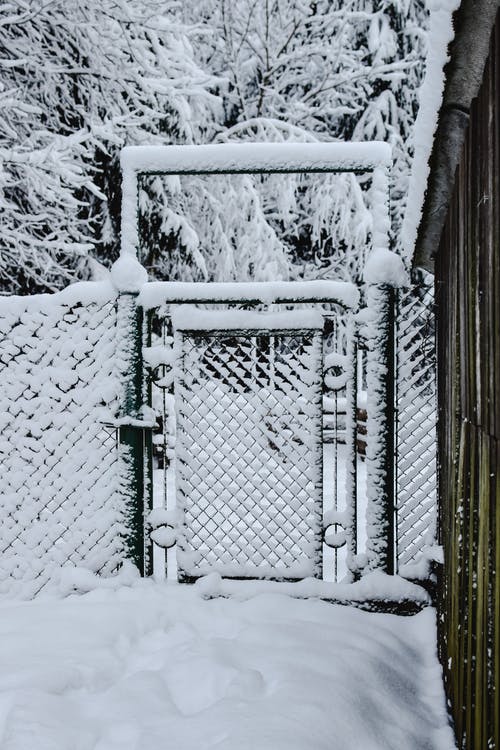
<box><xmin>138</xmin><ymin>279</ymin><xmax>359</xmax><ymax>310</ymax></box>
<box><xmin>120</xmin><ymin>142</ymin><xmax>392</xmax><ymax>175</ymax></box>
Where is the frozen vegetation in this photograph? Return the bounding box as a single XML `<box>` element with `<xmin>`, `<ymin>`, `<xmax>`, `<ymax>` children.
<box><xmin>1</xmin><ymin>0</ymin><xmax>441</xmax><ymax>294</ymax></box>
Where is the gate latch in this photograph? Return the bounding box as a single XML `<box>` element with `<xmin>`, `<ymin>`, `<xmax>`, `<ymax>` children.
<box><xmin>323</xmin><ymin>352</ymin><xmax>349</xmax><ymax>392</ymax></box>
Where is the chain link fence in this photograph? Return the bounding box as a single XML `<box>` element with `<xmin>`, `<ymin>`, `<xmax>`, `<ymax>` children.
<box><xmin>395</xmin><ymin>277</ymin><xmax>437</xmax><ymax>570</ymax></box>
<box><xmin>174</xmin><ymin>323</ymin><xmax>324</xmax><ymax>581</ymax></box>
<box><xmin>0</xmin><ymin>289</ymin><xmax>126</xmax><ymax>598</ymax></box>
<box><xmin>0</xmin><ymin>276</ymin><xmax>438</xmax><ymax>596</ymax></box>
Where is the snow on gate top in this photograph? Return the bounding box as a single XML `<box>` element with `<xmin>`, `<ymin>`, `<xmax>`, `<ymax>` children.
<box><xmin>171</xmin><ymin>306</ymin><xmax>325</xmax><ymax>331</ymax></box>
<box><xmin>137</xmin><ymin>279</ymin><xmax>360</xmax><ymax>310</ymax></box>
<box><xmin>120</xmin><ymin>141</ymin><xmax>392</xmax><ymax>174</ymax></box>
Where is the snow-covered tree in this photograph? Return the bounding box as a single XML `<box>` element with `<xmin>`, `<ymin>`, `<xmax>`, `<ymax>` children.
<box><xmin>150</xmin><ymin>0</ymin><xmax>428</xmax><ymax>283</ymax></box>
<box><xmin>1</xmin><ymin>0</ymin><xmax>428</xmax><ymax>292</ymax></box>
<box><xmin>0</xmin><ymin>0</ymin><xmax>221</xmax><ymax>293</ymax></box>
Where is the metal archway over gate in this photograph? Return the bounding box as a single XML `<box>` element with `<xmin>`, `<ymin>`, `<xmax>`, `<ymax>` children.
<box><xmin>116</xmin><ymin>142</ymin><xmax>398</xmax><ymax>582</ymax></box>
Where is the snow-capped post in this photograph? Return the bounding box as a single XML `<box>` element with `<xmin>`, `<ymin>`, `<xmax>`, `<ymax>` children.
<box><xmin>364</xmin><ymin>283</ymin><xmax>396</xmax><ymax>574</ymax></box>
<box><xmin>112</xmin><ymin>163</ymin><xmax>153</xmax><ymax>575</ymax></box>
<box><xmin>363</xmin><ymin>165</ymin><xmax>406</xmax><ymax>574</ymax></box>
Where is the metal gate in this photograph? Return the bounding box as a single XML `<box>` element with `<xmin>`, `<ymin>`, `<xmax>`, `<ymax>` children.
<box><xmin>174</xmin><ymin>309</ymin><xmax>323</xmax><ymax>581</ymax></box>
<box><xmin>141</xmin><ymin>283</ymin><xmax>369</xmax><ymax>583</ymax></box>
<box><xmin>119</xmin><ymin>142</ymin><xmax>397</xmax><ymax>583</ymax></box>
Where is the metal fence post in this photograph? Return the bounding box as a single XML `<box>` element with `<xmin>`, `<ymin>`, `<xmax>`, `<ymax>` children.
<box><xmin>344</xmin><ymin>315</ymin><xmax>359</xmax><ymax>578</ymax></box>
<box><xmin>113</xmin><ymin>258</ymin><xmax>153</xmax><ymax>577</ymax></box>
<box><xmin>365</xmin><ymin>283</ymin><xmax>396</xmax><ymax>573</ymax></box>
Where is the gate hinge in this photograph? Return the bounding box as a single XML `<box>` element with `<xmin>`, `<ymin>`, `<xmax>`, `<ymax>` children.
<box><xmin>148</xmin><ymin>508</ymin><xmax>179</xmax><ymax>549</ymax></box>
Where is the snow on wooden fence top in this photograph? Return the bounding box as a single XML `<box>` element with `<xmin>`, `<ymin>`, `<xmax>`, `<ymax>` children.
<box><xmin>121</xmin><ymin>142</ymin><xmax>392</xmax><ymax>174</ymax></box>
<box><xmin>138</xmin><ymin>279</ymin><xmax>359</xmax><ymax>310</ymax></box>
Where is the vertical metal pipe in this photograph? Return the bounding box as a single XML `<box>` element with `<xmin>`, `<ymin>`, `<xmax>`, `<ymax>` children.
<box><xmin>343</xmin><ymin>314</ymin><xmax>358</xmax><ymax>579</ymax></box>
<box><xmin>365</xmin><ymin>283</ymin><xmax>396</xmax><ymax>573</ymax></box>
<box><xmin>116</xmin><ymin>293</ymin><xmax>152</xmax><ymax>576</ymax></box>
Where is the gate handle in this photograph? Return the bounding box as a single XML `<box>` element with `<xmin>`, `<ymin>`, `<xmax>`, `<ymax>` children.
<box><xmin>322</xmin><ymin>508</ymin><xmax>348</xmax><ymax>549</ymax></box>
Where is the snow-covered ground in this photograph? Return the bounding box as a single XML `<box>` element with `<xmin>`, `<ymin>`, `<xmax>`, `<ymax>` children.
<box><xmin>0</xmin><ymin>578</ymin><xmax>454</xmax><ymax>750</ymax></box>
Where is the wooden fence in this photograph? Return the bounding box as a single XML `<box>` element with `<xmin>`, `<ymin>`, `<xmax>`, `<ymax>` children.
<box><xmin>436</xmin><ymin>13</ymin><xmax>499</xmax><ymax>750</ymax></box>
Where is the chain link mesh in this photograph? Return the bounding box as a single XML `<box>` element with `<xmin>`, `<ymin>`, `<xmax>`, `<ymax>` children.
<box><xmin>0</xmin><ymin>294</ymin><xmax>125</xmax><ymax>598</ymax></box>
<box><xmin>395</xmin><ymin>280</ymin><xmax>437</xmax><ymax>568</ymax></box>
<box><xmin>0</xmin><ymin>279</ymin><xmax>436</xmax><ymax>594</ymax></box>
<box><xmin>174</xmin><ymin>329</ymin><xmax>323</xmax><ymax>580</ymax></box>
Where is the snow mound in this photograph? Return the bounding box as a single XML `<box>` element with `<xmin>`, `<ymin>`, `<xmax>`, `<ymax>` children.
<box><xmin>0</xmin><ymin>581</ymin><xmax>455</xmax><ymax>750</ymax></box>
<box><xmin>363</xmin><ymin>248</ymin><xmax>407</xmax><ymax>287</ymax></box>
<box><xmin>110</xmin><ymin>255</ymin><xmax>148</xmax><ymax>293</ymax></box>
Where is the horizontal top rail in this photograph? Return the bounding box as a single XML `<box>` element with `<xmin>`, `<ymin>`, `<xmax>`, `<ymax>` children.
<box><xmin>121</xmin><ymin>142</ymin><xmax>392</xmax><ymax>175</ymax></box>
<box><xmin>171</xmin><ymin>306</ymin><xmax>325</xmax><ymax>331</ymax></box>
<box><xmin>119</xmin><ymin>141</ymin><xmax>392</xmax><ymax>262</ymax></box>
<box><xmin>137</xmin><ymin>280</ymin><xmax>359</xmax><ymax>310</ymax></box>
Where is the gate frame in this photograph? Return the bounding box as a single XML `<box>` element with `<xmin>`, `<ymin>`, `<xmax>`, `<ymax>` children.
<box><xmin>144</xmin><ymin>292</ymin><xmax>359</xmax><ymax>581</ymax></box>
<box><xmin>172</xmin><ymin>314</ymin><xmax>325</xmax><ymax>582</ymax></box>
<box><xmin>117</xmin><ymin>141</ymin><xmax>398</xmax><ymax>577</ymax></box>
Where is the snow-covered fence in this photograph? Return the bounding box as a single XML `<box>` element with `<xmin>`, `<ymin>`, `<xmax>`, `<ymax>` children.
<box><xmin>0</xmin><ymin>284</ymin><xmax>132</xmax><ymax>598</ymax></box>
<box><xmin>356</xmin><ymin>278</ymin><xmax>437</xmax><ymax>574</ymax></box>
<box><xmin>0</xmin><ymin>273</ymin><xmax>432</xmax><ymax>594</ymax></box>
<box><xmin>0</xmin><ymin>140</ymin><xmax>425</xmax><ymax>595</ymax></box>
<box><xmin>395</xmin><ymin>278</ymin><xmax>437</xmax><ymax>570</ymax></box>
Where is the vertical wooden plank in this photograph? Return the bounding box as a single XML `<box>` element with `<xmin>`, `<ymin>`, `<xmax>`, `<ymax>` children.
<box><xmin>493</xmin><ymin>438</ymin><xmax>500</xmax><ymax>749</ymax></box>
<box><xmin>476</xmin><ymin>432</ymin><xmax>488</xmax><ymax>749</ymax></box>
<box><xmin>436</xmin><ymin>13</ymin><xmax>499</xmax><ymax>750</ymax></box>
